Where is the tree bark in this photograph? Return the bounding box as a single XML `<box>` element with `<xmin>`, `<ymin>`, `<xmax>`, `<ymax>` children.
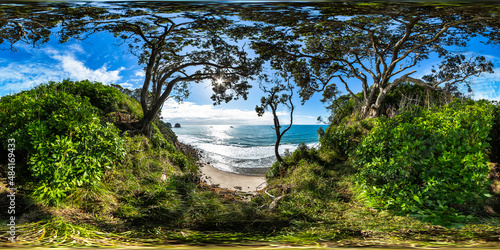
<box><xmin>275</xmin><ymin>135</ymin><xmax>283</xmax><ymax>164</ymax></box>
<box><xmin>271</xmin><ymin>103</ymin><xmax>284</xmax><ymax>164</ymax></box>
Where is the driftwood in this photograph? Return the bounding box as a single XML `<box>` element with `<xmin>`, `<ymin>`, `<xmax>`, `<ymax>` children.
<box><xmin>266</xmin><ymin>191</ymin><xmax>285</xmax><ymax>211</ymax></box>
<box><xmin>263</xmin><ymin>185</ymin><xmax>292</xmax><ymax>211</ymax></box>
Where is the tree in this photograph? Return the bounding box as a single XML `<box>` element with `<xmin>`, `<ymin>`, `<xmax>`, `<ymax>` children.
<box><xmin>243</xmin><ymin>3</ymin><xmax>498</xmax><ymax>118</ymax></box>
<box><xmin>255</xmin><ymin>76</ymin><xmax>294</xmax><ymax>165</ymax></box>
<box><xmin>131</xmin><ymin>15</ymin><xmax>261</xmax><ymax>136</ymax></box>
<box><xmin>1</xmin><ymin>3</ymin><xmax>263</xmax><ymax>136</ymax></box>
<box><xmin>57</xmin><ymin>4</ymin><xmax>262</xmax><ymax>136</ymax></box>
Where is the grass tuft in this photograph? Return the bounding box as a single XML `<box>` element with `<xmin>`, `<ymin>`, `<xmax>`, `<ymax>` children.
<box><xmin>1</xmin><ymin>218</ymin><xmax>139</xmax><ymax>247</ymax></box>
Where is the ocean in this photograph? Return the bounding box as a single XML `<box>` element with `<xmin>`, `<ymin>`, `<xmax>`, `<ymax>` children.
<box><xmin>172</xmin><ymin>125</ymin><xmax>328</xmax><ymax>175</ymax></box>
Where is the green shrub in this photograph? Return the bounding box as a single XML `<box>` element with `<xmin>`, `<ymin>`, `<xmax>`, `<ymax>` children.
<box><xmin>266</xmin><ymin>160</ymin><xmax>282</xmax><ymax>179</ymax></box>
<box><xmin>325</xmin><ymin>83</ymin><xmax>452</xmax><ymax>125</ymax></box>
<box><xmin>353</xmin><ymin>101</ymin><xmax>495</xmax><ymax>226</ymax></box>
<box><xmin>40</xmin><ymin>79</ymin><xmax>142</xmax><ymax>119</ymax></box>
<box><xmin>55</xmin><ymin>79</ymin><xmax>122</xmax><ymax>113</ymax></box>
<box><xmin>150</xmin><ymin>124</ymin><xmax>176</xmax><ymax>152</ymax></box>
<box><xmin>321</xmin><ymin>124</ymin><xmax>365</xmax><ymax>160</ymax></box>
<box><xmin>383</xmin><ymin>82</ymin><xmax>451</xmax><ymax>110</ymax></box>
<box><xmin>325</xmin><ymin>93</ymin><xmax>362</xmax><ymax>125</ymax></box>
<box><xmin>0</xmin><ymin>81</ymin><xmax>126</xmax><ymax>206</ymax></box>
<box><xmin>29</xmin><ymin>122</ymin><xmax>125</xmax><ymax>205</ymax></box>
<box><xmin>170</xmin><ymin>152</ymin><xmax>190</xmax><ymax>171</ymax></box>
<box><xmin>266</xmin><ymin>144</ymin><xmax>323</xmax><ymax>179</ymax></box>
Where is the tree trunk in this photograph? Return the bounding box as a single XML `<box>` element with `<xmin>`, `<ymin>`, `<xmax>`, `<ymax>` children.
<box><xmin>135</xmin><ymin>101</ymin><xmax>163</xmax><ymax>137</ymax></box>
<box><xmin>271</xmin><ymin>103</ymin><xmax>285</xmax><ymax>164</ymax></box>
<box><xmin>140</xmin><ymin>116</ymin><xmax>154</xmax><ymax>137</ymax></box>
<box><xmin>371</xmin><ymin>88</ymin><xmax>389</xmax><ymax>118</ymax></box>
<box><xmin>275</xmin><ymin>133</ymin><xmax>283</xmax><ymax>163</ymax></box>
<box><xmin>360</xmin><ymin>87</ymin><xmax>389</xmax><ymax>118</ymax></box>
<box><xmin>361</xmin><ymin>100</ymin><xmax>381</xmax><ymax>119</ymax></box>
<box><xmin>131</xmin><ymin>116</ymin><xmax>153</xmax><ymax>137</ymax></box>
<box><xmin>136</xmin><ymin>78</ymin><xmax>176</xmax><ymax>137</ymax></box>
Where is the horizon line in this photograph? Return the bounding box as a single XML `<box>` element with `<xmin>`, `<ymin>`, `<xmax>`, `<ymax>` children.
<box><xmin>166</xmin><ymin>123</ymin><xmax>328</xmax><ymax>126</ymax></box>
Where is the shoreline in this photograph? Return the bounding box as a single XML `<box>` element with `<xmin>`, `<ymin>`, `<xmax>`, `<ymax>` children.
<box><xmin>198</xmin><ymin>162</ymin><xmax>267</xmax><ymax>193</ymax></box>
<box><xmin>176</xmin><ymin>141</ymin><xmax>268</xmax><ymax>193</ymax></box>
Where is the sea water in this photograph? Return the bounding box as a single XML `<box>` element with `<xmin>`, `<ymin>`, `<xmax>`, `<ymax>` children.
<box><xmin>172</xmin><ymin>125</ymin><xmax>328</xmax><ymax>175</ymax></box>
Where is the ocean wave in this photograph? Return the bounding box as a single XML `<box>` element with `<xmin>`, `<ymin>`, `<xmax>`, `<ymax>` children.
<box><xmin>205</xmin><ymin>154</ymin><xmax>274</xmax><ymax>174</ymax></box>
<box><xmin>180</xmin><ymin>138</ymin><xmax>319</xmax><ymax>173</ymax></box>
<box><xmin>175</xmin><ymin>125</ymin><xmax>325</xmax><ymax>174</ymax></box>
<box><xmin>181</xmin><ymin>138</ymin><xmax>318</xmax><ymax>160</ymax></box>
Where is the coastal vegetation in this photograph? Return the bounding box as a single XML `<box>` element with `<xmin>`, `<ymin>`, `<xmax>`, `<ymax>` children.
<box><xmin>256</xmin><ymin>75</ymin><xmax>295</xmax><ymax>166</ymax></box>
<box><xmin>1</xmin><ymin>80</ymin><xmax>499</xmax><ymax>247</ymax></box>
<box><xmin>58</xmin><ymin>6</ymin><xmax>262</xmax><ymax>137</ymax></box>
<box><xmin>244</xmin><ymin>3</ymin><xmax>498</xmax><ymax>118</ymax></box>
<box><xmin>0</xmin><ymin>1</ymin><xmax>500</xmax><ymax>248</ymax></box>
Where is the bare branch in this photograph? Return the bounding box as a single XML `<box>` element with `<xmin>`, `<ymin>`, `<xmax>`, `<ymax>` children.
<box><xmin>390</xmin><ymin>73</ymin><xmax>442</xmax><ymax>92</ymax></box>
<box><xmin>334</xmin><ymin>75</ymin><xmax>362</xmax><ymax>104</ymax></box>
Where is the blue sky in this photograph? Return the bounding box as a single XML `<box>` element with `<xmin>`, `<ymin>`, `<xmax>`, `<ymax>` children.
<box><xmin>0</xmin><ymin>31</ymin><xmax>329</xmax><ymax>125</ymax></box>
<box><xmin>1</xmin><ymin>20</ymin><xmax>500</xmax><ymax>125</ymax></box>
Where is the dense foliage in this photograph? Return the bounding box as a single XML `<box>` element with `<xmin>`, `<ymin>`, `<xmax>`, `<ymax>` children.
<box><xmin>321</xmin><ymin>123</ymin><xmax>367</xmax><ymax>161</ymax></box>
<box><xmin>0</xmin><ymin>80</ymin><xmax>499</xmax><ymax>246</ymax></box>
<box><xmin>156</xmin><ymin>120</ymin><xmax>178</xmax><ymax>145</ymax></box>
<box><xmin>2</xmin><ymin>1</ymin><xmax>500</xmax><ymax>246</ymax></box>
<box><xmin>0</xmin><ymin>80</ymin><xmax>127</xmax><ymax>205</ymax></box>
<box><xmin>0</xmin><ymin>80</ymin><xmax>250</xmax><ymax>232</ymax></box>
<box><xmin>490</xmin><ymin>103</ymin><xmax>500</xmax><ymax>163</ymax></box>
<box><xmin>324</xmin><ymin>83</ymin><xmax>454</xmax><ymax>126</ymax></box>
<box><xmin>353</xmin><ymin>100</ymin><xmax>495</xmax><ymax>226</ymax></box>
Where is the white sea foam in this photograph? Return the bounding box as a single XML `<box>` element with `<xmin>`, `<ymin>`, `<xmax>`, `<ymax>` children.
<box><xmin>174</xmin><ymin>125</ymin><xmax>326</xmax><ymax>174</ymax></box>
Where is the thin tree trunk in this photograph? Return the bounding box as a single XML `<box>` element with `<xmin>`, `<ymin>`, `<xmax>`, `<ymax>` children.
<box><xmin>272</xmin><ymin>103</ymin><xmax>284</xmax><ymax>163</ymax></box>
<box><xmin>275</xmin><ymin>133</ymin><xmax>283</xmax><ymax>163</ymax></box>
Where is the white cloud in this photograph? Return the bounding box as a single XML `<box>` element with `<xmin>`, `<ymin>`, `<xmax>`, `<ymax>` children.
<box><xmin>0</xmin><ymin>46</ymin><xmax>125</xmax><ymax>94</ymax></box>
<box><xmin>118</xmin><ymin>82</ymin><xmax>135</xmax><ymax>89</ymax></box>
<box><xmin>0</xmin><ymin>62</ymin><xmax>62</xmax><ymax>93</ymax></box>
<box><xmin>472</xmin><ymin>71</ymin><xmax>500</xmax><ymax>101</ymax></box>
<box><xmin>484</xmin><ymin>54</ymin><xmax>500</xmax><ymax>63</ymax></box>
<box><xmin>67</xmin><ymin>43</ymin><xmax>85</xmax><ymax>54</ymax></box>
<box><xmin>134</xmin><ymin>70</ymin><xmax>145</xmax><ymax>77</ymax></box>
<box><xmin>161</xmin><ymin>99</ymin><xmax>289</xmax><ymax>125</ymax></box>
<box><xmin>49</xmin><ymin>49</ymin><xmax>124</xmax><ymax>84</ymax></box>
<box><xmin>296</xmin><ymin>115</ymin><xmax>316</xmax><ymax>120</ymax></box>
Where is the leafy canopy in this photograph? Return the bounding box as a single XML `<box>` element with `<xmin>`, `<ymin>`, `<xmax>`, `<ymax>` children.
<box><xmin>241</xmin><ymin>3</ymin><xmax>498</xmax><ymax>117</ymax></box>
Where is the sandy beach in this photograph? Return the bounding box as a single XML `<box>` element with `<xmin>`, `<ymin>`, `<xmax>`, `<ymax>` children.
<box><xmin>198</xmin><ymin>162</ymin><xmax>267</xmax><ymax>193</ymax></box>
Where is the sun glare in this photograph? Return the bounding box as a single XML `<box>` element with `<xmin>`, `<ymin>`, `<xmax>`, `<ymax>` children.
<box><xmin>216</xmin><ymin>77</ymin><xmax>224</xmax><ymax>86</ymax></box>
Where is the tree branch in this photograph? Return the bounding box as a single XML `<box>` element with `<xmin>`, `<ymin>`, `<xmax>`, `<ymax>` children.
<box><xmin>334</xmin><ymin>75</ymin><xmax>361</xmax><ymax>104</ymax></box>
<box><xmin>390</xmin><ymin>73</ymin><xmax>442</xmax><ymax>92</ymax></box>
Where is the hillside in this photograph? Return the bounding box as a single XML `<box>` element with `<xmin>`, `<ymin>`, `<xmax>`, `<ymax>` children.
<box><xmin>0</xmin><ymin>80</ymin><xmax>499</xmax><ymax>247</ymax></box>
